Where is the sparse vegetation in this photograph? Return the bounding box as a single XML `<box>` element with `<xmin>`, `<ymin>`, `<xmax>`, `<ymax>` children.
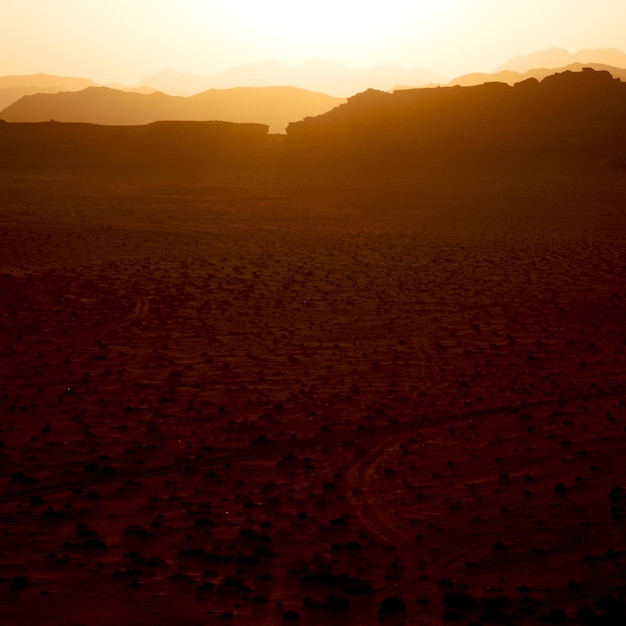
<box><xmin>2</xmin><ymin>67</ymin><xmax>626</xmax><ymax>624</ymax></box>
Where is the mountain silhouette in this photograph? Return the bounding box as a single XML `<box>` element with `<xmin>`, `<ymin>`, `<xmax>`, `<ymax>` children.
<box><xmin>286</xmin><ymin>68</ymin><xmax>626</xmax><ymax>174</ymax></box>
<box><xmin>3</xmin><ymin>69</ymin><xmax>626</xmax><ymax>179</ymax></box>
<box><xmin>0</xmin><ymin>85</ymin><xmax>345</xmax><ymax>133</ymax></box>
<box><xmin>138</xmin><ymin>60</ymin><xmax>447</xmax><ymax>98</ymax></box>
<box><xmin>448</xmin><ymin>62</ymin><xmax>626</xmax><ymax>88</ymax></box>
<box><xmin>496</xmin><ymin>47</ymin><xmax>626</xmax><ymax>73</ymax></box>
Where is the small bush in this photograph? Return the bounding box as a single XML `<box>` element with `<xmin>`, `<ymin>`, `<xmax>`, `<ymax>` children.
<box><xmin>443</xmin><ymin>590</ymin><xmax>478</xmax><ymax>611</ymax></box>
<box><xmin>379</xmin><ymin>595</ymin><xmax>407</xmax><ymax>616</ymax></box>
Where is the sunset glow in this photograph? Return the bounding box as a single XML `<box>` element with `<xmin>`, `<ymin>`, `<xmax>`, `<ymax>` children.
<box><xmin>2</xmin><ymin>0</ymin><xmax>626</xmax><ymax>84</ymax></box>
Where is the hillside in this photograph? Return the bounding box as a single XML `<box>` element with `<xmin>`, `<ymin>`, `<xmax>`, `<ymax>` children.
<box><xmin>0</xmin><ymin>85</ymin><xmax>345</xmax><ymax>133</ymax></box>
<box><xmin>286</xmin><ymin>68</ymin><xmax>626</xmax><ymax>175</ymax></box>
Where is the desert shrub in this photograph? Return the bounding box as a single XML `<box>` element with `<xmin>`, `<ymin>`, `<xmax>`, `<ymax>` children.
<box><xmin>300</xmin><ymin>572</ymin><xmax>354</xmax><ymax>586</ymax></box>
<box><xmin>595</xmin><ymin>595</ymin><xmax>625</xmax><ymax>612</ymax></box>
<box><xmin>379</xmin><ymin>595</ymin><xmax>407</xmax><ymax>616</ymax></box>
<box><xmin>539</xmin><ymin>608</ymin><xmax>567</xmax><ymax>623</ymax></box>
<box><xmin>344</xmin><ymin>582</ymin><xmax>375</xmax><ymax>595</ymax></box>
<box><xmin>304</xmin><ymin>594</ymin><xmax>350</xmax><ymax>611</ymax></box>
<box><xmin>575</xmin><ymin>607</ymin><xmax>596</xmax><ymax>623</ymax></box>
<box><xmin>10</xmin><ymin>576</ymin><xmax>31</xmax><ymax>590</ymax></box>
<box><xmin>442</xmin><ymin>610</ymin><xmax>466</xmax><ymax>621</ymax></box>
<box><xmin>482</xmin><ymin>596</ymin><xmax>511</xmax><ymax>609</ymax></box>
<box><xmin>442</xmin><ymin>590</ymin><xmax>478</xmax><ymax>610</ymax></box>
<box><xmin>480</xmin><ymin>608</ymin><xmax>510</xmax><ymax>623</ymax></box>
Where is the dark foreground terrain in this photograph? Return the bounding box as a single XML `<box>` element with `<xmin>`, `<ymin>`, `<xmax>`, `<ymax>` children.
<box><xmin>1</xmin><ymin>163</ymin><xmax>625</xmax><ymax>625</ymax></box>
<box><xmin>2</xmin><ymin>69</ymin><xmax>626</xmax><ymax>625</ymax></box>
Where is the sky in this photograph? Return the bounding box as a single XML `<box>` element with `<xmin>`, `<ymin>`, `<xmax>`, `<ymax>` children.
<box><xmin>2</xmin><ymin>0</ymin><xmax>626</xmax><ymax>84</ymax></box>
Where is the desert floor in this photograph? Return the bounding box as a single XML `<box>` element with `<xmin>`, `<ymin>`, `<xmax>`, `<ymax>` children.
<box><xmin>1</xmin><ymin>168</ymin><xmax>626</xmax><ymax>624</ymax></box>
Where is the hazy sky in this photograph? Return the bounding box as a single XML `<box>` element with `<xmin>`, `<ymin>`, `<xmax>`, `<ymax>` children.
<box><xmin>2</xmin><ymin>0</ymin><xmax>626</xmax><ymax>84</ymax></box>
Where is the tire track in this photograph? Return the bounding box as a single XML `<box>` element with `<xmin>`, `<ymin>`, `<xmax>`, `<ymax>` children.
<box><xmin>346</xmin><ymin>435</ymin><xmax>407</xmax><ymax>546</ymax></box>
<box><xmin>343</xmin><ymin>382</ymin><xmax>626</xmax><ymax>608</ymax></box>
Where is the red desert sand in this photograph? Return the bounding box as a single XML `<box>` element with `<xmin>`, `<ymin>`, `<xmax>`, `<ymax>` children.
<box><xmin>1</xmin><ymin>167</ymin><xmax>626</xmax><ymax>625</ymax></box>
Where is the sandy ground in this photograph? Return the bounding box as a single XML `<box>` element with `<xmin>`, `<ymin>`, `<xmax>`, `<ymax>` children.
<box><xmin>1</xmin><ymin>170</ymin><xmax>626</xmax><ymax>625</ymax></box>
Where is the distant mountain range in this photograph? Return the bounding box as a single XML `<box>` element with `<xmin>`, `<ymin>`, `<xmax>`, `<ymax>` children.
<box><xmin>385</xmin><ymin>48</ymin><xmax>626</xmax><ymax>90</ymax></box>
<box><xmin>447</xmin><ymin>62</ymin><xmax>626</xmax><ymax>88</ymax></box>
<box><xmin>0</xmin><ymin>85</ymin><xmax>345</xmax><ymax>133</ymax></box>
<box><xmin>137</xmin><ymin>60</ymin><xmax>447</xmax><ymax>97</ymax></box>
<box><xmin>139</xmin><ymin>50</ymin><xmax>626</xmax><ymax>97</ymax></box>
<box><xmin>2</xmin><ymin>48</ymin><xmax>626</xmax><ymax>134</ymax></box>
<box><xmin>495</xmin><ymin>47</ymin><xmax>626</xmax><ymax>73</ymax></box>
<box><xmin>3</xmin><ymin>68</ymin><xmax>626</xmax><ymax>177</ymax></box>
